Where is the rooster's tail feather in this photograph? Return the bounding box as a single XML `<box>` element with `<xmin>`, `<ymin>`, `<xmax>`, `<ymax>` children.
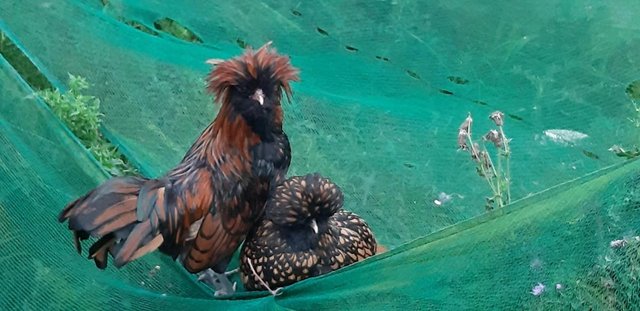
<box><xmin>58</xmin><ymin>176</ymin><xmax>166</xmax><ymax>269</ymax></box>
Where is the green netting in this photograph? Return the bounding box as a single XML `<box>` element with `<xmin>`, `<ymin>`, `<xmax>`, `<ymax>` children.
<box><xmin>282</xmin><ymin>159</ymin><xmax>640</xmax><ymax>310</ymax></box>
<box><xmin>0</xmin><ymin>55</ymin><xmax>223</xmax><ymax>309</ymax></box>
<box><xmin>4</xmin><ymin>0</ymin><xmax>640</xmax><ymax>245</ymax></box>
<box><xmin>1</xmin><ymin>0</ymin><xmax>640</xmax><ymax>309</ymax></box>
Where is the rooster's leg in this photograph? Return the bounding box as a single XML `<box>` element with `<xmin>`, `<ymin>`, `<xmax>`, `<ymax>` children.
<box><xmin>197</xmin><ymin>269</ymin><xmax>237</xmax><ymax>297</ymax></box>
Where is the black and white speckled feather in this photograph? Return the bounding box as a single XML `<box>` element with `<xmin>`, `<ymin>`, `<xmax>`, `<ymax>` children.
<box><xmin>239</xmin><ymin>173</ymin><xmax>378</xmax><ymax>291</ymax></box>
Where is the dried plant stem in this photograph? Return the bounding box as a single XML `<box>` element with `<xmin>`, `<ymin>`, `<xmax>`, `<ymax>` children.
<box><xmin>488</xmin><ymin>141</ymin><xmax>504</xmax><ymax>208</ymax></box>
<box><xmin>482</xmin><ymin>141</ymin><xmax>503</xmax><ymax>208</ymax></box>
<box><xmin>467</xmin><ymin>135</ymin><xmax>498</xmax><ymax>197</ymax></box>
<box><xmin>631</xmin><ymin>99</ymin><xmax>640</xmax><ymax>128</ymax></box>
<box><xmin>458</xmin><ymin>111</ymin><xmax>512</xmax><ymax>210</ymax></box>
<box><xmin>498</xmin><ymin>125</ymin><xmax>511</xmax><ymax>204</ymax></box>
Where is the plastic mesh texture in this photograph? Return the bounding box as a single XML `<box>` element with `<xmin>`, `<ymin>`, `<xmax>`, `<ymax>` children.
<box><xmin>0</xmin><ymin>55</ymin><xmax>235</xmax><ymax>309</ymax></box>
<box><xmin>3</xmin><ymin>0</ymin><xmax>640</xmax><ymax>246</ymax></box>
<box><xmin>1</xmin><ymin>0</ymin><xmax>640</xmax><ymax>309</ymax></box>
<box><xmin>280</xmin><ymin>159</ymin><xmax>640</xmax><ymax>310</ymax></box>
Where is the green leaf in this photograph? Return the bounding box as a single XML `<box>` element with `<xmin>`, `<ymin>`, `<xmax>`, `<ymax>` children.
<box><xmin>38</xmin><ymin>75</ymin><xmax>138</xmax><ymax>177</ymax></box>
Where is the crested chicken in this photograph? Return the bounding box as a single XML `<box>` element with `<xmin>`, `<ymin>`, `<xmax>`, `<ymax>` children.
<box><xmin>239</xmin><ymin>173</ymin><xmax>380</xmax><ymax>292</ymax></box>
<box><xmin>58</xmin><ymin>42</ymin><xmax>299</xmax><ymax>296</ymax></box>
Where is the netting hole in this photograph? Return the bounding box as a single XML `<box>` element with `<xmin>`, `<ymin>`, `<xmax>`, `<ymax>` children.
<box><xmin>153</xmin><ymin>18</ymin><xmax>203</xmax><ymax>44</ymax></box>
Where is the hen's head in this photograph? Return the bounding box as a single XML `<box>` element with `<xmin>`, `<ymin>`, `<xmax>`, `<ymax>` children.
<box><xmin>266</xmin><ymin>173</ymin><xmax>343</xmax><ymax>237</ymax></box>
<box><xmin>206</xmin><ymin>42</ymin><xmax>299</xmax><ymax>129</ymax></box>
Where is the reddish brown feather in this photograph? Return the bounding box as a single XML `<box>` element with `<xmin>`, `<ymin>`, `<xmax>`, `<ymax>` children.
<box><xmin>109</xmin><ymin>182</ymin><xmax>142</xmax><ymax>193</ymax></box>
<box><xmin>89</xmin><ymin>236</ymin><xmax>116</xmax><ymax>268</ymax></box>
<box><xmin>174</xmin><ymin>171</ymin><xmax>212</xmax><ymax>244</ymax></box>
<box><xmin>129</xmin><ymin>234</ymin><xmax>164</xmax><ymax>262</ymax></box>
<box><xmin>184</xmin><ymin>213</ymin><xmax>243</xmax><ymax>272</ymax></box>
<box><xmin>94</xmin><ymin>212</ymin><xmax>137</xmax><ymax>236</ymax></box>
<box><xmin>207</xmin><ymin>42</ymin><xmax>300</xmax><ymax>107</ymax></box>
<box><xmin>211</xmin><ymin>104</ymin><xmax>263</xmax><ymax>160</ymax></box>
<box><xmin>246</xmin><ymin>60</ymin><xmax>257</xmax><ymax>79</ymax></box>
<box><xmin>59</xmin><ymin>196</ymin><xmax>85</xmax><ymax>221</ymax></box>
<box><xmin>91</xmin><ymin>197</ymin><xmax>136</xmax><ymax>226</ymax></box>
<box><xmin>113</xmin><ymin>220</ymin><xmax>153</xmax><ymax>266</ymax></box>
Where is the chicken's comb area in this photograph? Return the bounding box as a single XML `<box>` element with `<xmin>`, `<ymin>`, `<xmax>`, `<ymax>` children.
<box><xmin>206</xmin><ymin>42</ymin><xmax>300</xmax><ymax>105</ymax></box>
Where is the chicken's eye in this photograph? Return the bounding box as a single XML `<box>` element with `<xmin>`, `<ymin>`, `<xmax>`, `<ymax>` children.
<box><xmin>235</xmin><ymin>85</ymin><xmax>249</xmax><ymax>94</ymax></box>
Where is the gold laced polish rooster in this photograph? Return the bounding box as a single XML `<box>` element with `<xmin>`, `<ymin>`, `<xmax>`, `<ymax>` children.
<box><xmin>58</xmin><ymin>42</ymin><xmax>299</xmax><ymax>296</ymax></box>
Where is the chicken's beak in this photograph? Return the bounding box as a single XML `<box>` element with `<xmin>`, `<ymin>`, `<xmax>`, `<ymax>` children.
<box><xmin>252</xmin><ymin>89</ymin><xmax>265</xmax><ymax>106</ymax></box>
<box><xmin>310</xmin><ymin>219</ymin><xmax>319</xmax><ymax>234</ymax></box>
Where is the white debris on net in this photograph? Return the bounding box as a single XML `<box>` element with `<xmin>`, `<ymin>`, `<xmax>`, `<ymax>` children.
<box><xmin>543</xmin><ymin>129</ymin><xmax>589</xmax><ymax>145</ymax></box>
<box><xmin>433</xmin><ymin>192</ymin><xmax>450</xmax><ymax>206</ymax></box>
<box><xmin>610</xmin><ymin>239</ymin><xmax>627</xmax><ymax>249</ymax></box>
<box><xmin>608</xmin><ymin>145</ymin><xmax>625</xmax><ymax>153</ymax></box>
<box><xmin>531</xmin><ymin>283</ymin><xmax>545</xmax><ymax>296</ymax></box>
<box><xmin>433</xmin><ymin>192</ymin><xmax>464</xmax><ymax>207</ymax></box>
<box><xmin>610</xmin><ymin>236</ymin><xmax>640</xmax><ymax>249</ymax></box>
<box><xmin>149</xmin><ymin>265</ymin><xmax>161</xmax><ymax>277</ymax></box>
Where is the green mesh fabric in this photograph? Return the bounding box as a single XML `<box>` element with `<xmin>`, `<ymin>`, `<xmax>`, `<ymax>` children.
<box><xmin>281</xmin><ymin>158</ymin><xmax>640</xmax><ymax>310</ymax></box>
<box><xmin>0</xmin><ymin>55</ymin><xmax>226</xmax><ymax>309</ymax></box>
<box><xmin>1</xmin><ymin>0</ymin><xmax>640</xmax><ymax>309</ymax></box>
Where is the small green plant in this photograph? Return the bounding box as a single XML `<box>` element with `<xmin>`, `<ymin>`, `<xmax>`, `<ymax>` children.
<box><xmin>458</xmin><ymin>111</ymin><xmax>512</xmax><ymax>210</ymax></box>
<box><xmin>39</xmin><ymin>74</ymin><xmax>137</xmax><ymax>176</ymax></box>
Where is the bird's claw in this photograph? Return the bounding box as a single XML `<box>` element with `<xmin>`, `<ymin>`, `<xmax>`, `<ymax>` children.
<box><xmin>197</xmin><ymin>269</ymin><xmax>237</xmax><ymax>297</ymax></box>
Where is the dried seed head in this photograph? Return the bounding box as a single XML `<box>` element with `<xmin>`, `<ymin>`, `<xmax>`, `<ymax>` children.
<box><xmin>489</xmin><ymin>111</ymin><xmax>504</xmax><ymax>126</ymax></box>
<box><xmin>458</xmin><ymin>130</ymin><xmax>468</xmax><ymax>150</ymax></box>
<box><xmin>458</xmin><ymin>114</ymin><xmax>473</xmax><ymax>150</ymax></box>
<box><xmin>483</xmin><ymin>129</ymin><xmax>503</xmax><ymax>148</ymax></box>
<box><xmin>460</xmin><ymin>114</ymin><xmax>473</xmax><ymax>132</ymax></box>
